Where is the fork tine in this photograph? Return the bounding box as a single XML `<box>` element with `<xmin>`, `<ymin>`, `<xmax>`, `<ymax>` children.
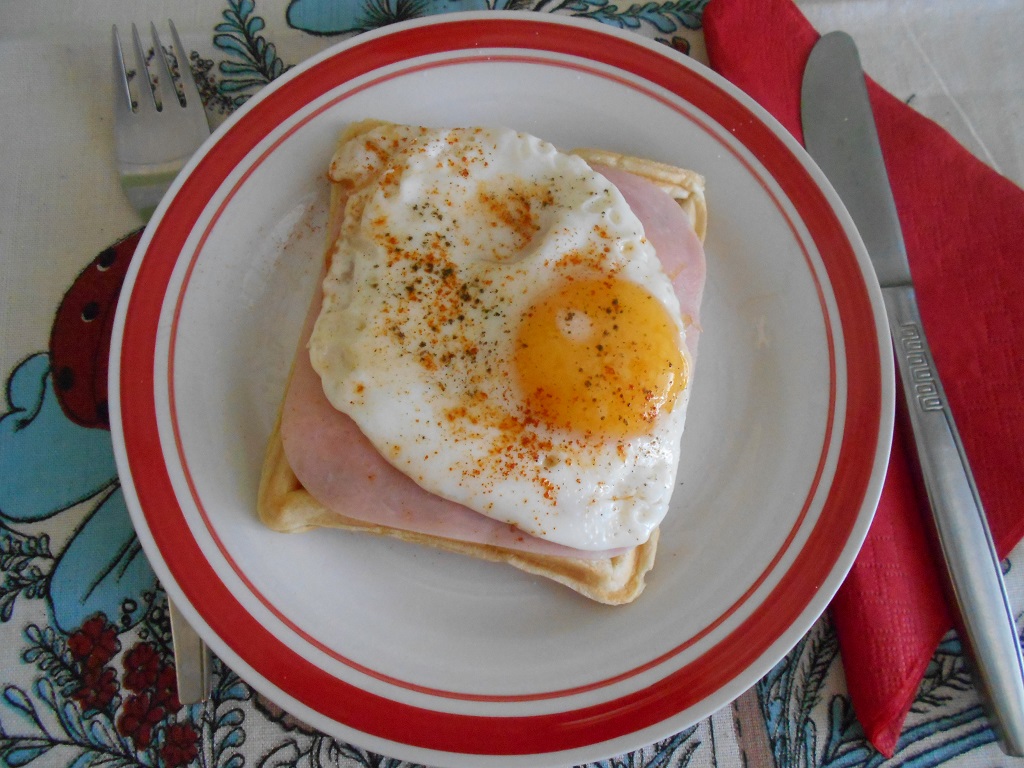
<box><xmin>130</xmin><ymin>23</ymin><xmax>158</xmax><ymax>112</ymax></box>
<box><xmin>167</xmin><ymin>20</ymin><xmax>204</xmax><ymax>108</ymax></box>
<box><xmin>111</xmin><ymin>25</ymin><xmax>133</xmax><ymax>114</ymax></box>
<box><xmin>147</xmin><ymin>22</ymin><xmax>179</xmax><ymax>110</ymax></box>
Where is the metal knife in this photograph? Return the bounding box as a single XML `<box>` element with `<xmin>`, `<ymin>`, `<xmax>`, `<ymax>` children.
<box><xmin>801</xmin><ymin>30</ymin><xmax>1024</xmax><ymax>755</ymax></box>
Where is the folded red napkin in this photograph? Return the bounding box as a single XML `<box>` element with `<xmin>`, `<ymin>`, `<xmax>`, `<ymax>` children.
<box><xmin>704</xmin><ymin>0</ymin><xmax>1024</xmax><ymax>755</ymax></box>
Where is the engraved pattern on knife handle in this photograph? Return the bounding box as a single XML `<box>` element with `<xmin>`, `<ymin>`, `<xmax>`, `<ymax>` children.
<box><xmin>893</xmin><ymin>320</ymin><xmax>945</xmax><ymax>413</ymax></box>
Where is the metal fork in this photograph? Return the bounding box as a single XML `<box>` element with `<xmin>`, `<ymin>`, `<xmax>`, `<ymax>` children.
<box><xmin>112</xmin><ymin>20</ymin><xmax>214</xmax><ymax>704</ymax></box>
<box><xmin>112</xmin><ymin>21</ymin><xmax>211</xmax><ymax>220</ymax></box>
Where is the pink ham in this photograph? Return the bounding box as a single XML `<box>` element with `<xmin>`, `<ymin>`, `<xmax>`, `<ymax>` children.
<box><xmin>592</xmin><ymin>164</ymin><xmax>706</xmax><ymax>358</ymax></box>
<box><xmin>279</xmin><ymin>168</ymin><xmax>706</xmax><ymax>557</ymax></box>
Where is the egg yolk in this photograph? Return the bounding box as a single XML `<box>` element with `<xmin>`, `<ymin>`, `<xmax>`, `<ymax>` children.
<box><xmin>514</xmin><ymin>277</ymin><xmax>686</xmax><ymax>437</ymax></box>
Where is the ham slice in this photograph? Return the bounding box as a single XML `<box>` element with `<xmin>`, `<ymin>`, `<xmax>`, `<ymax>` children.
<box><xmin>279</xmin><ymin>167</ymin><xmax>706</xmax><ymax>558</ymax></box>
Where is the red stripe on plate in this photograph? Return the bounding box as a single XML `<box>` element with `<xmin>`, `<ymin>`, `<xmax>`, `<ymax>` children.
<box><xmin>118</xmin><ymin>16</ymin><xmax>881</xmax><ymax>756</ymax></box>
<box><xmin>165</xmin><ymin>53</ymin><xmax>834</xmax><ymax>705</ymax></box>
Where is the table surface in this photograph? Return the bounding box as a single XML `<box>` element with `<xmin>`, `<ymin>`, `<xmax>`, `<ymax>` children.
<box><xmin>2</xmin><ymin>1</ymin><xmax>1023</xmax><ymax>767</ymax></box>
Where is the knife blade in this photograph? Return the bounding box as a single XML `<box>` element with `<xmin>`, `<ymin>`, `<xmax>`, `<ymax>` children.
<box><xmin>801</xmin><ymin>30</ymin><xmax>1024</xmax><ymax>755</ymax></box>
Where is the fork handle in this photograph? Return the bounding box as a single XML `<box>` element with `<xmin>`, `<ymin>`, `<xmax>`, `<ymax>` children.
<box><xmin>168</xmin><ymin>597</ymin><xmax>212</xmax><ymax>705</ymax></box>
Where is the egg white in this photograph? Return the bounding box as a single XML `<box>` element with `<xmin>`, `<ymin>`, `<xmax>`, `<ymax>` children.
<box><xmin>309</xmin><ymin>124</ymin><xmax>689</xmax><ymax>550</ymax></box>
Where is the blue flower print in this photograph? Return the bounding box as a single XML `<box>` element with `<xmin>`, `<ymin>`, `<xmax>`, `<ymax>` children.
<box><xmin>286</xmin><ymin>0</ymin><xmax>512</xmax><ymax>36</ymax></box>
<box><xmin>0</xmin><ymin>354</ymin><xmax>157</xmax><ymax>632</ymax></box>
<box><xmin>0</xmin><ymin>354</ymin><xmax>116</xmax><ymax>521</ymax></box>
<box><xmin>48</xmin><ymin>485</ymin><xmax>155</xmax><ymax>631</ymax></box>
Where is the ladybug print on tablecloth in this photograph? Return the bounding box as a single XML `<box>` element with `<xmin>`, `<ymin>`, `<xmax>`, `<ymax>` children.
<box><xmin>1</xmin><ymin>227</ymin><xmax>158</xmax><ymax>631</ymax></box>
<box><xmin>49</xmin><ymin>229</ymin><xmax>141</xmax><ymax>429</ymax></box>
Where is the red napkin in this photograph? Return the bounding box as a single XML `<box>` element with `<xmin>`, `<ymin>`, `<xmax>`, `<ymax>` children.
<box><xmin>704</xmin><ymin>0</ymin><xmax>1024</xmax><ymax>756</ymax></box>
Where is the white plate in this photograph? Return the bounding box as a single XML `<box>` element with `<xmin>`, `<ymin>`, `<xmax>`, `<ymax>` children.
<box><xmin>110</xmin><ymin>12</ymin><xmax>894</xmax><ymax>768</ymax></box>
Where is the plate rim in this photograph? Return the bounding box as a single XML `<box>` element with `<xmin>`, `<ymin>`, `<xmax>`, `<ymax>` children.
<box><xmin>109</xmin><ymin>11</ymin><xmax>894</xmax><ymax>766</ymax></box>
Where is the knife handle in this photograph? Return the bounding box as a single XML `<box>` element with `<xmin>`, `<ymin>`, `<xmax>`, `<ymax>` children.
<box><xmin>883</xmin><ymin>285</ymin><xmax>1024</xmax><ymax>754</ymax></box>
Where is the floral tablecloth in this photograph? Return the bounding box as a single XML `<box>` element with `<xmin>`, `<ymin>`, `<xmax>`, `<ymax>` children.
<box><xmin>2</xmin><ymin>1</ymin><xmax>1023</xmax><ymax>767</ymax></box>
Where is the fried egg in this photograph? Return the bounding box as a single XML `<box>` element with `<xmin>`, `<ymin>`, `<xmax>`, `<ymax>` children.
<box><xmin>308</xmin><ymin>124</ymin><xmax>691</xmax><ymax>551</ymax></box>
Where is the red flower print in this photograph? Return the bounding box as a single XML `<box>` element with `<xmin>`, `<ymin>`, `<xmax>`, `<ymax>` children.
<box><xmin>67</xmin><ymin>614</ymin><xmax>120</xmax><ymax>670</ymax></box>
<box><xmin>123</xmin><ymin>640</ymin><xmax>180</xmax><ymax>709</ymax></box>
<box><xmin>160</xmin><ymin>722</ymin><xmax>200</xmax><ymax>768</ymax></box>
<box><xmin>153</xmin><ymin>663</ymin><xmax>181</xmax><ymax>711</ymax></box>
<box><xmin>71</xmin><ymin>666</ymin><xmax>118</xmax><ymax>713</ymax></box>
<box><xmin>123</xmin><ymin>642</ymin><xmax>162</xmax><ymax>692</ymax></box>
<box><xmin>116</xmin><ymin>692</ymin><xmax>167</xmax><ymax>750</ymax></box>
<box><xmin>668</xmin><ymin>35</ymin><xmax>691</xmax><ymax>55</ymax></box>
